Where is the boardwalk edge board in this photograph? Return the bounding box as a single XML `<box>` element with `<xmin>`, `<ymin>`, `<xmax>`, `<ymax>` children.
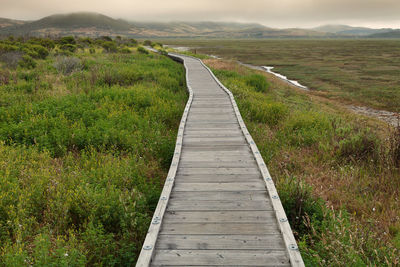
<box><xmin>136</xmin><ymin>53</ymin><xmax>193</xmax><ymax>266</ymax></box>
<box><xmin>137</xmin><ymin>50</ymin><xmax>305</xmax><ymax>266</ymax></box>
<box><xmin>198</xmin><ymin>57</ymin><xmax>304</xmax><ymax>266</ymax></box>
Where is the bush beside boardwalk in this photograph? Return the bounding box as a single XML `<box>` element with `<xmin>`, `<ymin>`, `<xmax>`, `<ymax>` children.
<box><xmin>203</xmin><ymin>58</ymin><xmax>400</xmax><ymax>266</ymax></box>
<box><xmin>0</xmin><ymin>36</ymin><xmax>187</xmax><ymax>265</ymax></box>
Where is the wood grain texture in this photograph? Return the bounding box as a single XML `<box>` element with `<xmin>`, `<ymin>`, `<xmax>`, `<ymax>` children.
<box><xmin>151</xmin><ymin>250</ymin><xmax>290</xmax><ymax>266</ymax></box>
<box><xmin>137</xmin><ymin>52</ymin><xmax>303</xmax><ymax>267</ymax></box>
<box><xmin>156</xmin><ymin>234</ymin><xmax>286</xmax><ymax>250</ymax></box>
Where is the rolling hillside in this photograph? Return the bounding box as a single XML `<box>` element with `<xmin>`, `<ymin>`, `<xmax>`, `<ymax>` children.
<box><xmin>0</xmin><ymin>12</ymin><xmax>398</xmax><ymax>38</ymax></box>
<box><xmin>0</xmin><ymin>18</ymin><xmax>26</xmax><ymax>28</ymax></box>
<box><xmin>0</xmin><ymin>12</ymin><xmax>135</xmax><ymax>36</ymax></box>
<box><xmin>313</xmin><ymin>24</ymin><xmax>393</xmax><ymax>36</ymax></box>
<box><xmin>368</xmin><ymin>29</ymin><xmax>400</xmax><ymax>38</ymax></box>
<box><xmin>0</xmin><ymin>12</ymin><xmax>333</xmax><ymax>38</ymax></box>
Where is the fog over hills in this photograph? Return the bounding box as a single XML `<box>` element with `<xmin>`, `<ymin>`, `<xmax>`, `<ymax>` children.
<box><xmin>313</xmin><ymin>24</ymin><xmax>393</xmax><ymax>36</ymax></box>
<box><xmin>0</xmin><ymin>12</ymin><xmax>398</xmax><ymax>38</ymax></box>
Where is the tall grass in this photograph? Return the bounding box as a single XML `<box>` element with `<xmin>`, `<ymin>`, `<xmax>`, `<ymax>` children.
<box><xmin>0</xmin><ymin>37</ymin><xmax>187</xmax><ymax>265</ymax></box>
<box><xmin>207</xmin><ymin>59</ymin><xmax>400</xmax><ymax>265</ymax></box>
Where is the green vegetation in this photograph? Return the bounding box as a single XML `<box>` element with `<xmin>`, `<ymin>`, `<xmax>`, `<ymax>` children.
<box><xmin>0</xmin><ymin>36</ymin><xmax>186</xmax><ymax>265</ymax></box>
<box><xmin>165</xmin><ymin>39</ymin><xmax>400</xmax><ymax>112</ymax></box>
<box><xmin>1</xmin><ymin>35</ymin><xmax>399</xmax><ymax>265</ymax></box>
<box><xmin>204</xmin><ymin>59</ymin><xmax>400</xmax><ymax>265</ymax></box>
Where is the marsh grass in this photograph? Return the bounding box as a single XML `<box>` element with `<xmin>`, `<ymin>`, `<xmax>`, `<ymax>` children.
<box><xmin>166</xmin><ymin>39</ymin><xmax>400</xmax><ymax>113</ymax></box>
<box><xmin>0</xmin><ymin>37</ymin><xmax>187</xmax><ymax>265</ymax></box>
<box><xmin>205</xmin><ymin>58</ymin><xmax>400</xmax><ymax>265</ymax></box>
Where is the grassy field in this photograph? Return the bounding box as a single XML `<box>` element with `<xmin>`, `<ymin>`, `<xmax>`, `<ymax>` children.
<box><xmin>164</xmin><ymin>39</ymin><xmax>400</xmax><ymax>113</ymax></box>
<box><xmin>202</xmin><ymin>58</ymin><xmax>400</xmax><ymax>265</ymax></box>
<box><xmin>0</xmin><ymin>37</ymin><xmax>187</xmax><ymax>265</ymax></box>
<box><xmin>1</xmin><ymin>36</ymin><xmax>399</xmax><ymax>266</ymax></box>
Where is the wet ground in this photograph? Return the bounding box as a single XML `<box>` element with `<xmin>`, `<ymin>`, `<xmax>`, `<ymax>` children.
<box><xmin>165</xmin><ymin>45</ymin><xmax>399</xmax><ymax>127</ymax></box>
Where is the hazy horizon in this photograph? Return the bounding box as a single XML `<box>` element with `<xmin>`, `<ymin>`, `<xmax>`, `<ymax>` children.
<box><xmin>1</xmin><ymin>0</ymin><xmax>400</xmax><ymax>29</ymax></box>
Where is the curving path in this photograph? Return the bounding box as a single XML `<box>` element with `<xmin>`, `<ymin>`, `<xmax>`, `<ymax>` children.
<box><xmin>136</xmin><ymin>52</ymin><xmax>304</xmax><ymax>266</ymax></box>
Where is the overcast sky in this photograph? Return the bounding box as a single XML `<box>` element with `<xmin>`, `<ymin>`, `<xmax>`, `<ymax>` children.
<box><xmin>1</xmin><ymin>0</ymin><xmax>400</xmax><ymax>28</ymax></box>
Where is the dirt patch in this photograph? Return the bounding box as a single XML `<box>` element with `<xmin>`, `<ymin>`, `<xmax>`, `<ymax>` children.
<box><xmin>348</xmin><ymin>105</ymin><xmax>399</xmax><ymax>127</ymax></box>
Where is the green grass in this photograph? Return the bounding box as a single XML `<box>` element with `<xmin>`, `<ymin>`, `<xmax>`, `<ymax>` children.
<box><xmin>2</xmin><ymin>36</ymin><xmax>399</xmax><ymax>266</ymax></box>
<box><xmin>205</xmin><ymin>59</ymin><xmax>400</xmax><ymax>265</ymax></box>
<box><xmin>164</xmin><ymin>39</ymin><xmax>400</xmax><ymax>112</ymax></box>
<box><xmin>0</xmin><ymin>37</ymin><xmax>187</xmax><ymax>265</ymax></box>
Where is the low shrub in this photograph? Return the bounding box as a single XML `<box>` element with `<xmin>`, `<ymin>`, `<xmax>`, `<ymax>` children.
<box><xmin>0</xmin><ymin>43</ymin><xmax>18</xmax><ymax>53</ymax></box>
<box><xmin>54</xmin><ymin>57</ymin><xmax>83</xmax><ymax>75</ymax></box>
<box><xmin>0</xmin><ymin>51</ymin><xmax>23</xmax><ymax>69</ymax></box>
<box><xmin>38</xmin><ymin>38</ymin><xmax>55</xmax><ymax>50</ymax></box>
<box><xmin>0</xmin><ymin>70</ymin><xmax>10</xmax><ymax>85</ymax></box>
<box><xmin>247</xmin><ymin>101</ymin><xmax>288</xmax><ymax>126</ymax></box>
<box><xmin>119</xmin><ymin>47</ymin><xmax>131</xmax><ymax>54</ymax></box>
<box><xmin>143</xmin><ymin>40</ymin><xmax>152</xmax><ymax>46</ymax></box>
<box><xmin>159</xmin><ymin>49</ymin><xmax>168</xmax><ymax>56</ymax></box>
<box><xmin>60</xmin><ymin>44</ymin><xmax>77</xmax><ymax>53</ymax></box>
<box><xmin>277</xmin><ymin>176</ymin><xmax>324</xmax><ymax>238</ymax></box>
<box><xmin>245</xmin><ymin>74</ymin><xmax>269</xmax><ymax>93</ymax></box>
<box><xmin>19</xmin><ymin>55</ymin><xmax>36</xmax><ymax>69</ymax></box>
<box><xmin>389</xmin><ymin>126</ymin><xmax>400</xmax><ymax>167</ymax></box>
<box><xmin>335</xmin><ymin>128</ymin><xmax>379</xmax><ymax>162</ymax></box>
<box><xmin>137</xmin><ymin>46</ymin><xmax>149</xmax><ymax>55</ymax></box>
<box><xmin>283</xmin><ymin>112</ymin><xmax>332</xmax><ymax>147</ymax></box>
<box><xmin>28</xmin><ymin>44</ymin><xmax>49</xmax><ymax>59</ymax></box>
<box><xmin>129</xmin><ymin>39</ymin><xmax>138</xmax><ymax>46</ymax></box>
<box><xmin>101</xmin><ymin>41</ymin><xmax>118</xmax><ymax>53</ymax></box>
<box><xmin>59</xmin><ymin>36</ymin><xmax>76</xmax><ymax>45</ymax></box>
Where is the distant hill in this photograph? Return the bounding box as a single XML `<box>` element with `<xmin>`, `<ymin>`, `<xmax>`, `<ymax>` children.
<box><xmin>313</xmin><ymin>24</ymin><xmax>392</xmax><ymax>36</ymax></box>
<box><xmin>368</xmin><ymin>29</ymin><xmax>400</xmax><ymax>38</ymax></box>
<box><xmin>0</xmin><ymin>14</ymin><xmax>333</xmax><ymax>38</ymax></box>
<box><xmin>0</xmin><ymin>12</ymin><xmax>135</xmax><ymax>36</ymax></box>
<box><xmin>0</xmin><ymin>18</ymin><xmax>26</xmax><ymax>29</ymax></box>
<box><xmin>28</xmin><ymin>13</ymin><xmax>133</xmax><ymax>30</ymax></box>
<box><xmin>0</xmin><ymin>13</ymin><xmax>398</xmax><ymax>38</ymax></box>
<box><xmin>128</xmin><ymin>21</ymin><xmax>332</xmax><ymax>38</ymax></box>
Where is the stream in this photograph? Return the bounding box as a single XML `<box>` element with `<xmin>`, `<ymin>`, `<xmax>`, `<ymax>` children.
<box><xmin>165</xmin><ymin>45</ymin><xmax>399</xmax><ymax>127</ymax></box>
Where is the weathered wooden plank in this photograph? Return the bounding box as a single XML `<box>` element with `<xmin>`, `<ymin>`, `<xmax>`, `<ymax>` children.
<box><xmin>174</xmin><ymin>174</ymin><xmax>262</xmax><ymax>183</ymax></box>
<box><xmin>189</xmin><ymin>107</ymin><xmax>234</xmax><ymax>111</ymax></box>
<box><xmin>180</xmin><ymin>157</ymin><xmax>254</xmax><ymax>163</ymax></box>
<box><xmin>138</xmin><ymin>52</ymin><xmax>303</xmax><ymax>267</ymax></box>
<box><xmin>150</xmin><ymin>264</ymin><xmax>291</xmax><ymax>267</ymax></box>
<box><xmin>179</xmin><ymin>161</ymin><xmax>257</xmax><ymax>168</ymax></box>
<box><xmin>188</xmin><ymin>111</ymin><xmax>234</xmax><ymax>115</ymax></box>
<box><xmin>173</xmin><ymin>182</ymin><xmax>265</xmax><ymax>192</ymax></box>
<box><xmin>181</xmin><ymin>155</ymin><xmax>253</xmax><ymax>161</ymax></box>
<box><xmin>181</xmin><ymin>146</ymin><xmax>250</xmax><ymax>152</ymax></box>
<box><xmin>151</xmin><ymin>250</ymin><xmax>290</xmax><ymax>266</ymax></box>
<box><xmin>190</xmin><ymin>104</ymin><xmax>233</xmax><ymax>108</ymax></box>
<box><xmin>186</xmin><ymin>122</ymin><xmax>240</xmax><ymax>126</ymax></box>
<box><xmin>167</xmin><ymin>200</ymin><xmax>272</xmax><ymax>211</ymax></box>
<box><xmin>156</xmin><ymin>234</ymin><xmax>285</xmax><ymax>250</ymax></box>
<box><xmin>180</xmin><ymin>154</ymin><xmax>254</xmax><ymax>161</ymax></box>
<box><xmin>181</xmin><ymin>150</ymin><xmax>253</xmax><ymax>156</ymax></box>
<box><xmin>160</xmin><ymin>223</ymin><xmax>279</xmax><ymax>235</ymax></box>
<box><xmin>187</xmin><ymin>114</ymin><xmax>236</xmax><ymax>119</ymax></box>
<box><xmin>169</xmin><ymin>191</ymin><xmax>269</xmax><ymax>201</ymax></box>
<box><xmin>184</xmin><ymin>131</ymin><xmax>243</xmax><ymax>136</ymax></box>
<box><xmin>183</xmin><ymin>141</ymin><xmax>247</xmax><ymax>146</ymax></box>
<box><xmin>163</xmin><ymin>211</ymin><xmax>277</xmax><ymax>223</ymax></box>
<box><xmin>183</xmin><ymin>137</ymin><xmax>245</xmax><ymax>142</ymax></box>
<box><xmin>184</xmin><ymin>135</ymin><xmax>244</xmax><ymax>139</ymax></box>
<box><xmin>177</xmin><ymin>167</ymin><xmax>260</xmax><ymax>175</ymax></box>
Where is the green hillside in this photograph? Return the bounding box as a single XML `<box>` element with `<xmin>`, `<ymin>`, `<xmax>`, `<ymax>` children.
<box><xmin>0</xmin><ymin>12</ymin><xmax>334</xmax><ymax>38</ymax></box>
<box><xmin>369</xmin><ymin>29</ymin><xmax>400</xmax><ymax>38</ymax></box>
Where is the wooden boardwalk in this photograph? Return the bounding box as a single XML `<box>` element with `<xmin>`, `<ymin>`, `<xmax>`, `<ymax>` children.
<box><xmin>137</xmin><ymin>53</ymin><xmax>304</xmax><ymax>266</ymax></box>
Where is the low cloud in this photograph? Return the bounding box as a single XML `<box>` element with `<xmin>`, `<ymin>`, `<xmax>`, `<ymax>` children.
<box><xmin>1</xmin><ymin>0</ymin><xmax>400</xmax><ymax>28</ymax></box>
